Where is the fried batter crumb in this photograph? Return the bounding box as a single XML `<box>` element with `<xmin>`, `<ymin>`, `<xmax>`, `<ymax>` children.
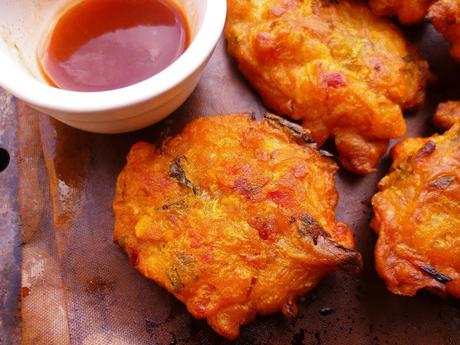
<box><xmin>429</xmin><ymin>0</ymin><xmax>460</xmax><ymax>63</ymax></box>
<box><xmin>113</xmin><ymin>114</ymin><xmax>362</xmax><ymax>339</ymax></box>
<box><xmin>372</xmin><ymin>122</ymin><xmax>460</xmax><ymax>298</ymax></box>
<box><xmin>225</xmin><ymin>0</ymin><xmax>429</xmax><ymax>174</ymax></box>
<box><xmin>434</xmin><ymin>100</ymin><xmax>460</xmax><ymax>130</ymax></box>
<box><xmin>370</xmin><ymin>0</ymin><xmax>434</xmax><ymax>24</ymax></box>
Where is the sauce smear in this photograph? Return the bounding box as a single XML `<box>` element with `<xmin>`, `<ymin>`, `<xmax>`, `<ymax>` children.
<box><xmin>40</xmin><ymin>0</ymin><xmax>189</xmax><ymax>92</ymax></box>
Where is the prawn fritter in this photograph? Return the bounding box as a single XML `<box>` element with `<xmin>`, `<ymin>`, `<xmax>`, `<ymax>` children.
<box><xmin>113</xmin><ymin>114</ymin><xmax>362</xmax><ymax>339</ymax></box>
<box><xmin>429</xmin><ymin>0</ymin><xmax>460</xmax><ymax>62</ymax></box>
<box><xmin>225</xmin><ymin>0</ymin><xmax>430</xmax><ymax>174</ymax></box>
<box><xmin>369</xmin><ymin>0</ymin><xmax>434</xmax><ymax>24</ymax></box>
<box><xmin>371</xmin><ymin>123</ymin><xmax>460</xmax><ymax>298</ymax></box>
<box><xmin>434</xmin><ymin>100</ymin><xmax>460</xmax><ymax>129</ymax></box>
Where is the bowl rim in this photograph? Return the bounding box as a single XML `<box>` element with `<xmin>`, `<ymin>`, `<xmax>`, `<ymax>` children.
<box><xmin>0</xmin><ymin>0</ymin><xmax>227</xmax><ymax>113</ymax></box>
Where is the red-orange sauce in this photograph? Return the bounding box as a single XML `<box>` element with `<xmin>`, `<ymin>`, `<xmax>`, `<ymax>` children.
<box><xmin>40</xmin><ymin>0</ymin><xmax>189</xmax><ymax>92</ymax></box>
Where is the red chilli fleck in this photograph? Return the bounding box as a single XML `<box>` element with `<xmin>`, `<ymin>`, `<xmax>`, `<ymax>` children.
<box><xmin>268</xmin><ymin>190</ymin><xmax>293</xmax><ymax>207</ymax></box>
<box><xmin>270</xmin><ymin>6</ymin><xmax>286</xmax><ymax>16</ymax></box>
<box><xmin>127</xmin><ymin>248</ymin><xmax>139</xmax><ymax>267</ymax></box>
<box><xmin>322</xmin><ymin>73</ymin><xmax>346</xmax><ymax>89</ymax></box>
<box><xmin>255</xmin><ymin>32</ymin><xmax>277</xmax><ymax>60</ymax></box>
<box><xmin>234</xmin><ymin>178</ymin><xmax>260</xmax><ymax>199</ymax></box>
<box><xmin>190</xmin><ymin>241</ymin><xmax>202</xmax><ymax>249</ymax></box>
<box><xmin>248</xmin><ymin>216</ymin><xmax>276</xmax><ymax>240</ymax></box>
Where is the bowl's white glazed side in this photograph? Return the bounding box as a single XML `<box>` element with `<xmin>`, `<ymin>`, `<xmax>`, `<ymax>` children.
<box><xmin>0</xmin><ymin>0</ymin><xmax>226</xmax><ymax>133</ymax></box>
<box><xmin>35</xmin><ymin>62</ymin><xmax>209</xmax><ymax>133</ymax></box>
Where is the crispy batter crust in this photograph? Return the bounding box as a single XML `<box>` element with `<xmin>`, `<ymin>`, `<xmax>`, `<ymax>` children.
<box><xmin>429</xmin><ymin>0</ymin><xmax>460</xmax><ymax>62</ymax></box>
<box><xmin>369</xmin><ymin>0</ymin><xmax>434</xmax><ymax>24</ymax></box>
<box><xmin>113</xmin><ymin>114</ymin><xmax>362</xmax><ymax>339</ymax></box>
<box><xmin>372</xmin><ymin>121</ymin><xmax>460</xmax><ymax>298</ymax></box>
<box><xmin>434</xmin><ymin>100</ymin><xmax>460</xmax><ymax>130</ymax></box>
<box><xmin>225</xmin><ymin>0</ymin><xmax>429</xmax><ymax>174</ymax></box>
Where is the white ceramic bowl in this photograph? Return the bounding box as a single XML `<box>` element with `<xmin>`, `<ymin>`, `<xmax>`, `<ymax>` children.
<box><xmin>0</xmin><ymin>0</ymin><xmax>226</xmax><ymax>133</ymax></box>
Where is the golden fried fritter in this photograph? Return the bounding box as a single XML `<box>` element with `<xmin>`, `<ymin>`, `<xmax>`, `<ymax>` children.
<box><xmin>429</xmin><ymin>0</ymin><xmax>460</xmax><ymax>62</ymax></box>
<box><xmin>113</xmin><ymin>114</ymin><xmax>362</xmax><ymax>339</ymax></box>
<box><xmin>372</xmin><ymin>121</ymin><xmax>460</xmax><ymax>298</ymax></box>
<box><xmin>369</xmin><ymin>0</ymin><xmax>434</xmax><ymax>24</ymax></box>
<box><xmin>434</xmin><ymin>100</ymin><xmax>460</xmax><ymax>129</ymax></box>
<box><xmin>225</xmin><ymin>0</ymin><xmax>429</xmax><ymax>174</ymax></box>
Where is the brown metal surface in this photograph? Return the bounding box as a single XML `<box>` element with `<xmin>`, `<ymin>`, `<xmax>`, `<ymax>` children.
<box><xmin>2</xmin><ymin>25</ymin><xmax>460</xmax><ymax>345</ymax></box>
